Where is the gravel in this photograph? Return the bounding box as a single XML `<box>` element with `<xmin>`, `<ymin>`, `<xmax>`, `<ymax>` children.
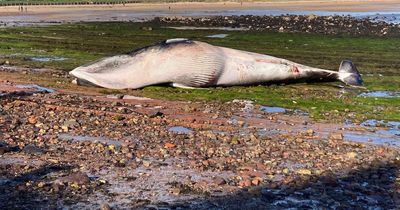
<box><xmin>0</xmin><ymin>83</ymin><xmax>399</xmax><ymax>209</ymax></box>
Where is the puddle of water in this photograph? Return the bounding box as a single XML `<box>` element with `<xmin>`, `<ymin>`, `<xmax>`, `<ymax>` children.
<box><xmin>57</xmin><ymin>133</ymin><xmax>124</xmax><ymax>147</ymax></box>
<box><xmin>342</xmin><ymin>133</ymin><xmax>400</xmax><ymax>147</ymax></box>
<box><xmin>260</xmin><ymin>106</ymin><xmax>286</xmax><ymax>113</ymax></box>
<box><xmin>358</xmin><ymin>91</ymin><xmax>400</xmax><ymax>98</ymax></box>
<box><xmin>30</xmin><ymin>57</ymin><xmax>67</xmax><ymax>62</ymax></box>
<box><xmin>15</xmin><ymin>84</ymin><xmax>54</xmax><ymax>93</ymax></box>
<box><xmin>361</xmin><ymin>119</ymin><xmax>400</xmax><ymax>137</ymax></box>
<box><xmin>168</xmin><ymin>126</ymin><xmax>193</xmax><ymax>134</ymax></box>
<box><xmin>376</xmin><ymin>129</ymin><xmax>400</xmax><ymax>137</ymax></box>
<box><xmin>206</xmin><ymin>34</ymin><xmax>228</xmax><ymax>38</ymax></box>
<box><xmin>361</xmin><ymin>119</ymin><xmax>400</xmax><ymax>128</ymax></box>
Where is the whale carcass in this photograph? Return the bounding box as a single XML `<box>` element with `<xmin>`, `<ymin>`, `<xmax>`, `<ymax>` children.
<box><xmin>70</xmin><ymin>38</ymin><xmax>362</xmax><ymax>89</ymax></box>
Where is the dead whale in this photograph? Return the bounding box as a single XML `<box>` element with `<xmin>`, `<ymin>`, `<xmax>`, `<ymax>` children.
<box><xmin>70</xmin><ymin>38</ymin><xmax>362</xmax><ymax>89</ymax></box>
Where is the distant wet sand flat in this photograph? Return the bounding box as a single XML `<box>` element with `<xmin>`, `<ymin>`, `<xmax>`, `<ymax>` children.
<box><xmin>0</xmin><ymin>0</ymin><xmax>400</xmax><ymax>24</ymax></box>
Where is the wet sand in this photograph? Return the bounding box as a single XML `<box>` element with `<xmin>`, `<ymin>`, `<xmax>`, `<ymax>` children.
<box><xmin>0</xmin><ymin>0</ymin><xmax>400</xmax><ymax>24</ymax></box>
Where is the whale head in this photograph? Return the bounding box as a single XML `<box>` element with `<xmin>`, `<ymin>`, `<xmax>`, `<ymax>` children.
<box><xmin>69</xmin><ymin>54</ymin><xmax>140</xmax><ymax>89</ymax></box>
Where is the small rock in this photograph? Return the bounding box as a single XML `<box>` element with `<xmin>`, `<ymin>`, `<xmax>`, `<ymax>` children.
<box><xmin>248</xmin><ymin>186</ymin><xmax>262</xmax><ymax>195</ymax></box>
<box><xmin>23</xmin><ymin>144</ymin><xmax>45</xmax><ymax>154</ymax></box>
<box><xmin>106</xmin><ymin>94</ymin><xmax>123</xmax><ymax>99</ymax></box>
<box><xmin>251</xmin><ymin>178</ymin><xmax>261</xmax><ymax>186</ymax></box>
<box><xmin>63</xmin><ymin>119</ymin><xmax>79</xmax><ymax>128</ymax></box>
<box><xmin>282</xmin><ymin>168</ymin><xmax>289</xmax><ymax>174</ymax></box>
<box><xmin>37</xmin><ymin>182</ymin><xmax>45</xmax><ymax>188</ymax></box>
<box><xmin>61</xmin><ymin>172</ymin><xmax>90</xmax><ymax>185</ymax></box>
<box><xmin>346</xmin><ymin>152</ymin><xmax>357</xmax><ymax>159</ymax></box>
<box><xmin>27</xmin><ymin>116</ymin><xmax>37</xmax><ymax>124</ymax></box>
<box><xmin>213</xmin><ymin>177</ymin><xmax>226</xmax><ymax>185</ymax></box>
<box><xmin>307</xmin><ymin>14</ymin><xmax>317</xmax><ymax>21</ymax></box>
<box><xmin>0</xmin><ymin>147</ymin><xmax>8</xmax><ymax>155</ymax></box>
<box><xmin>296</xmin><ymin>169</ymin><xmax>312</xmax><ymax>175</ymax></box>
<box><xmin>100</xmin><ymin>202</ymin><xmax>111</xmax><ymax>210</ymax></box>
<box><xmin>170</xmin><ymin>187</ymin><xmax>180</xmax><ymax>195</ymax></box>
<box><xmin>164</xmin><ymin>143</ymin><xmax>175</xmax><ymax>149</ymax></box>
<box><xmin>330</xmin><ymin>133</ymin><xmax>343</xmax><ymax>140</ymax></box>
<box><xmin>115</xmin><ymin>159</ymin><xmax>127</xmax><ymax>167</ymax></box>
<box><xmin>306</xmin><ymin>129</ymin><xmax>314</xmax><ymax>136</ymax></box>
<box><xmin>239</xmin><ymin>179</ymin><xmax>252</xmax><ymax>187</ymax></box>
<box><xmin>143</xmin><ymin>160</ymin><xmax>151</xmax><ymax>167</ymax></box>
<box><xmin>147</xmin><ymin>110</ymin><xmax>163</xmax><ymax>118</ymax></box>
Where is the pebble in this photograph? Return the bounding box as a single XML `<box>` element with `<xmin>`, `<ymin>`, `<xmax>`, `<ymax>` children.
<box><xmin>296</xmin><ymin>169</ymin><xmax>312</xmax><ymax>175</ymax></box>
<box><xmin>27</xmin><ymin>115</ymin><xmax>37</xmax><ymax>124</ymax></box>
<box><xmin>23</xmin><ymin>144</ymin><xmax>45</xmax><ymax>154</ymax></box>
<box><xmin>147</xmin><ymin>110</ymin><xmax>163</xmax><ymax>118</ymax></box>
<box><xmin>170</xmin><ymin>187</ymin><xmax>181</xmax><ymax>195</ymax></box>
<box><xmin>330</xmin><ymin>133</ymin><xmax>343</xmax><ymax>140</ymax></box>
<box><xmin>346</xmin><ymin>152</ymin><xmax>358</xmax><ymax>159</ymax></box>
<box><xmin>61</xmin><ymin>172</ymin><xmax>90</xmax><ymax>185</ymax></box>
<box><xmin>142</xmin><ymin>160</ymin><xmax>151</xmax><ymax>167</ymax></box>
<box><xmin>100</xmin><ymin>202</ymin><xmax>111</xmax><ymax>210</ymax></box>
<box><xmin>213</xmin><ymin>177</ymin><xmax>226</xmax><ymax>185</ymax></box>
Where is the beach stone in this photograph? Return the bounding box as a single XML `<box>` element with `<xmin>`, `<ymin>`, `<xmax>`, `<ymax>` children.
<box><xmin>296</xmin><ymin>169</ymin><xmax>312</xmax><ymax>175</ymax></box>
<box><xmin>23</xmin><ymin>144</ymin><xmax>45</xmax><ymax>154</ymax></box>
<box><xmin>346</xmin><ymin>152</ymin><xmax>358</xmax><ymax>159</ymax></box>
<box><xmin>27</xmin><ymin>115</ymin><xmax>37</xmax><ymax>124</ymax></box>
<box><xmin>100</xmin><ymin>202</ymin><xmax>111</xmax><ymax>210</ymax></box>
<box><xmin>63</xmin><ymin>119</ymin><xmax>79</xmax><ymax>128</ymax></box>
<box><xmin>330</xmin><ymin>133</ymin><xmax>343</xmax><ymax>140</ymax></box>
<box><xmin>0</xmin><ymin>147</ymin><xmax>8</xmax><ymax>155</ymax></box>
<box><xmin>61</xmin><ymin>172</ymin><xmax>90</xmax><ymax>185</ymax></box>
<box><xmin>213</xmin><ymin>177</ymin><xmax>226</xmax><ymax>185</ymax></box>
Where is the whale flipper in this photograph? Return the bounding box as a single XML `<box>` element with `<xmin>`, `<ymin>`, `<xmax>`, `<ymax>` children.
<box><xmin>338</xmin><ymin>60</ymin><xmax>363</xmax><ymax>86</ymax></box>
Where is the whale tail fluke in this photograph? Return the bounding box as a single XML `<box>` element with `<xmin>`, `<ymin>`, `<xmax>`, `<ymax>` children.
<box><xmin>338</xmin><ymin>60</ymin><xmax>363</xmax><ymax>86</ymax></box>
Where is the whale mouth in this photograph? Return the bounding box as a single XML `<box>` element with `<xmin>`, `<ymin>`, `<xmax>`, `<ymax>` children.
<box><xmin>70</xmin><ymin>70</ymin><xmax>102</xmax><ymax>88</ymax></box>
<box><xmin>72</xmin><ymin>78</ymin><xmax>102</xmax><ymax>87</ymax></box>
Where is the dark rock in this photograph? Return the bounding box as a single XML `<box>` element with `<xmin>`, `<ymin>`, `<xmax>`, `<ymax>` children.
<box><xmin>61</xmin><ymin>172</ymin><xmax>90</xmax><ymax>185</ymax></box>
<box><xmin>23</xmin><ymin>144</ymin><xmax>45</xmax><ymax>154</ymax></box>
<box><xmin>147</xmin><ymin>110</ymin><xmax>163</xmax><ymax>118</ymax></box>
<box><xmin>213</xmin><ymin>177</ymin><xmax>226</xmax><ymax>185</ymax></box>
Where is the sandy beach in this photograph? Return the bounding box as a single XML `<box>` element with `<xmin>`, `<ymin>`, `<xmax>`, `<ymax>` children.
<box><xmin>1</xmin><ymin>0</ymin><xmax>400</xmax><ymax>13</ymax></box>
<box><xmin>0</xmin><ymin>0</ymin><xmax>400</xmax><ymax>24</ymax></box>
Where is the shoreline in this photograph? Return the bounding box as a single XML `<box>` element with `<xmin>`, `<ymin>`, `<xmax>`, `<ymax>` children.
<box><xmin>1</xmin><ymin>1</ymin><xmax>400</xmax><ymax>26</ymax></box>
<box><xmin>1</xmin><ymin>0</ymin><xmax>400</xmax><ymax>14</ymax></box>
